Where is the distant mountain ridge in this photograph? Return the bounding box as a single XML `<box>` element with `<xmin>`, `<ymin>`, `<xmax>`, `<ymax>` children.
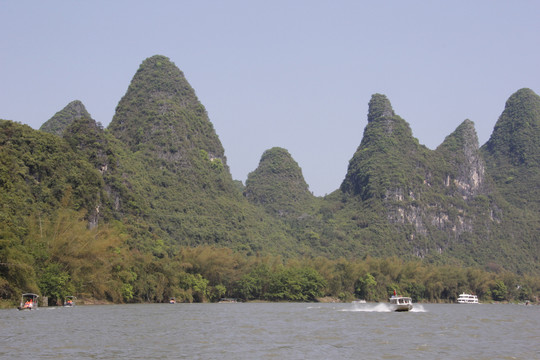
<box><xmin>1</xmin><ymin>55</ymin><xmax>538</xmax><ymax>274</ymax></box>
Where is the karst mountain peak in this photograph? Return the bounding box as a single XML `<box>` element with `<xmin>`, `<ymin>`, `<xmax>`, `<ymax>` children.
<box><xmin>4</xmin><ymin>54</ymin><xmax>536</xmax><ymax>276</ymax></box>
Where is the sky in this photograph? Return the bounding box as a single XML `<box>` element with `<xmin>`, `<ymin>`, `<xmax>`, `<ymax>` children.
<box><xmin>1</xmin><ymin>1</ymin><xmax>539</xmax><ymax>196</ymax></box>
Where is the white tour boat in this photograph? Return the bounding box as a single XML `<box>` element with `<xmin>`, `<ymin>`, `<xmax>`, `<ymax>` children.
<box><xmin>389</xmin><ymin>291</ymin><xmax>413</xmax><ymax>312</ymax></box>
<box><xmin>457</xmin><ymin>293</ymin><xmax>478</xmax><ymax>304</ymax></box>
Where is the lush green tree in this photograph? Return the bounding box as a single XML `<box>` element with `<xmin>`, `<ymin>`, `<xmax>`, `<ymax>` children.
<box><xmin>490</xmin><ymin>280</ymin><xmax>508</xmax><ymax>301</ymax></box>
<box><xmin>356</xmin><ymin>273</ymin><xmax>377</xmax><ymax>301</ymax></box>
<box><xmin>38</xmin><ymin>263</ymin><xmax>73</xmax><ymax>305</ymax></box>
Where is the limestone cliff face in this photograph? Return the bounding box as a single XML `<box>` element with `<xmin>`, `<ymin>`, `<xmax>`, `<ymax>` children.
<box><xmin>340</xmin><ymin>94</ymin><xmax>494</xmax><ymax>256</ymax></box>
<box><xmin>437</xmin><ymin>119</ymin><xmax>487</xmax><ymax>200</ymax></box>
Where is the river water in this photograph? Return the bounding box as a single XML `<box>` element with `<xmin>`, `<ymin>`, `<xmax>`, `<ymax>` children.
<box><xmin>1</xmin><ymin>302</ymin><xmax>539</xmax><ymax>359</ymax></box>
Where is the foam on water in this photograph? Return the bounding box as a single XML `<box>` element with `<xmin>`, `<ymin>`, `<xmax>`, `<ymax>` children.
<box><xmin>341</xmin><ymin>302</ymin><xmax>427</xmax><ymax>312</ymax></box>
<box><xmin>410</xmin><ymin>304</ymin><xmax>427</xmax><ymax>312</ymax></box>
<box><xmin>341</xmin><ymin>303</ymin><xmax>392</xmax><ymax>312</ymax></box>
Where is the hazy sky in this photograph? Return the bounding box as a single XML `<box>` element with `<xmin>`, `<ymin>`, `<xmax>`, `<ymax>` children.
<box><xmin>1</xmin><ymin>1</ymin><xmax>539</xmax><ymax>196</ymax></box>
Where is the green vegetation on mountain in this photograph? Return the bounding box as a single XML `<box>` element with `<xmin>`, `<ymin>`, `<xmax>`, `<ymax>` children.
<box><xmin>3</xmin><ymin>206</ymin><xmax>538</xmax><ymax>305</ymax></box>
<box><xmin>244</xmin><ymin>147</ymin><xmax>315</xmax><ymax>216</ymax></box>
<box><xmin>481</xmin><ymin>88</ymin><xmax>540</xmax><ymax>210</ymax></box>
<box><xmin>341</xmin><ymin>94</ymin><xmax>430</xmax><ymax>200</ymax></box>
<box><xmin>0</xmin><ymin>120</ymin><xmax>103</xmax><ymax>233</ymax></box>
<box><xmin>0</xmin><ymin>55</ymin><xmax>539</xmax><ymax>306</ymax></box>
<box><xmin>40</xmin><ymin>100</ymin><xmax>93</xmax><ymax>136</ymax></box>
<box><xmin>101</xmin><ymin>56</ymin><xmax>300</xmax><ymax>255</ymax></box>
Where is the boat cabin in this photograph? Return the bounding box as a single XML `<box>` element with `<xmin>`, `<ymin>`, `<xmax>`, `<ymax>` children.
<box><xmin>457</xmin><ymin>293</ymin><xmax>478</xmax><ymax>304</ymax></box>
<box><xmin>18</xmin><ymin>293</ymin><xmax>39</xmax><ymax>310</ymax></box>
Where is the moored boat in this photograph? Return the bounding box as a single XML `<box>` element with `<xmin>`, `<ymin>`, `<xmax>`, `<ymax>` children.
<box><xmin>457</xmin><ymin>293</ymin><xmax>478</xmax><ymax>304</ymax></box>
<box><xmin>18</xmin><ymin>293</ymin><xmax>39</xmax><ymax>311</ymax></box>
<box><xmin>389</xmin><ymin>290</ymin><xmax>412</xmax><ymax>312</ymax></box>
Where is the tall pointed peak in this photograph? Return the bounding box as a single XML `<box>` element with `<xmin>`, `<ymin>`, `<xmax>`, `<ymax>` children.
<box><xmin>483</xmin><ymin>88</ymin><xmax>540</xmax><ymax>166</ymax></box>
<box><xmin>506</xmin><ymin>88</ymin><xmax>538</xmax><ymax>104</ymax></box>
<box><xmin>439</xmin><ymin>119</ymin><xmax>479</xmax><ymax>153</ymax></box>
<box><xmin>481</xmin><ymin>88</ymin><xmax>540</xmax><ymax>208</ymax></box>
<box><xmin>341</xmin><ymin>94</ymin><xmax>421</xmax><ymax>197</ymax></box>
<box><xmin>367</xmin><ymin>93</ymin><xmax>395</xmax><ymax>123</ymax></box>
<box><xmin>40</xmin><ymin>100</ymin><xmax>92</xmax><ymax>136</ymax></box>
<box><xmin>131</xmin><ymin>55</ymin><xmax>196</xmax><ymax>101</ymax></box>
<box><xmin>108</xmin><ymin>55</ymin><xmax>226</xmax><ymax>168</ymax></box>
<box><xmin>363</xmin><ymin>93</ymin><xmax>411</xmax><ymax>139</ymax></box>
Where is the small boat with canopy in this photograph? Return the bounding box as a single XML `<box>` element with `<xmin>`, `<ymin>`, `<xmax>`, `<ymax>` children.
<box><xmin>18</xmin><ymin>293</ymin><xmax>39</xmax><ymax>310</ymax></box>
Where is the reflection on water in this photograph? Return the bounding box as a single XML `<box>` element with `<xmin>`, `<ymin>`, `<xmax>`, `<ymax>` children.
<box><xmin>1</xmin><ymin>302</ymin><xmax>538</xmax><ymax>359</ymax></box>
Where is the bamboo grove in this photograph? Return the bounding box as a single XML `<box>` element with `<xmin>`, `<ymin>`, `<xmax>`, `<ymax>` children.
<box><xmin>1</xmin><ymin>207</ymin><xmax>538</xmax><ymax>307</ymax></box>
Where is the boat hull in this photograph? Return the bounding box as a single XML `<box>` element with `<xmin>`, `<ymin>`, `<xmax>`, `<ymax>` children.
<box><xmin>391</xmin><ymin>304</ymin><xmax>413</xmax><ymax>312</ymax></box>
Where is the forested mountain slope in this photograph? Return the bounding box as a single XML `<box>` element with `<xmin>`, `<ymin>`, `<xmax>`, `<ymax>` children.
<box><xmin>102</xmin><ymin>55</ymin><xmax>300</xmax><ymax>254</ymax></box>
<box><xmin>481</xmin><ymin>88</ymin><xmax>540</xmax><ymax>211</ymax></box>
<box><xmin>0</xmin><ymin>55</ymin><xmax>538</xmax><ymax>307</ymax></box>
<box><xmin>244</xmin><ymin>147</ymin><xmax>316</xmax><ymax>216</ymax></box>
<box><xmin>40</xmin><ymin>100</ymin><xmax>92</xmax><ymax>136</ymax></box>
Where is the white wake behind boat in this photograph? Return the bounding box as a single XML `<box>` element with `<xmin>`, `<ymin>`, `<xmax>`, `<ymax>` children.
<box><xmin>457</xmin><ymin>293</ymin><xmax>478</xmax><ymax>304</ymax></box>
<box><xmin>352</xmin><ymin>299</ymin><xmax>366</xmax><ymax>304</ymax></box>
